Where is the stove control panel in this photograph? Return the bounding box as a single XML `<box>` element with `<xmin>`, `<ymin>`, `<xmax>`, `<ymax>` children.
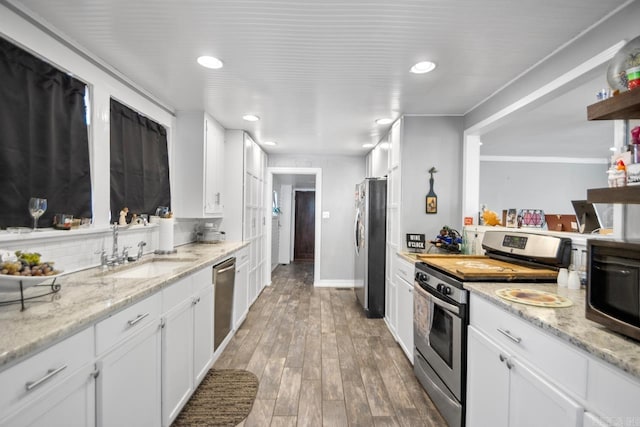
<box><xmin>415</xmin><ymin>263</ymin><xmax>467</xmax><ymax>305</ymax></box>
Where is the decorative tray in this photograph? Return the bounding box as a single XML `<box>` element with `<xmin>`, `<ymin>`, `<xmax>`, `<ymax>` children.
<box><xmin>0</xmin><ymin>272</ymin><xmax>64</xmax><ymax>293</ymax></box>
<box><xmin>496</xmin><ymin>288</ymin><xmax>572</xmax><ymax>308</ymax></box>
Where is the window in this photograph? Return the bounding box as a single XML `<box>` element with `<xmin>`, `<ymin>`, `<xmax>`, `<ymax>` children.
<box><xmin>0</xmin><ymin>37</ymin><xmax>91</xmax><ymax>229</ymax></box>
<box><xmin>110</xmin><ymin>99</ymin><xmax>170</xmax><ymax>223</ymax></box>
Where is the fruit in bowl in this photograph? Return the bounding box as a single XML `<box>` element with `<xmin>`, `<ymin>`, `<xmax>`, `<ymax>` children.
<box><xmin>0</xmin><ymin>251</ymin><xmax>61</xmax><ymax>277</ymax></box>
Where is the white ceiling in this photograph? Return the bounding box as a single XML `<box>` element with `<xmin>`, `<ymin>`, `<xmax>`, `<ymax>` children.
<box><xmin>8</xmin><ymin>0</ymin><xmax>630</xmax><ymax>156</ymax></box>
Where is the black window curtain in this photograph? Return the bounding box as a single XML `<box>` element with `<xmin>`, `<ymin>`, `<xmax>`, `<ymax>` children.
<box><xmin>0</xmin><ymin>37</ymin><xmax>91</xmax><ymax>229</ymax></box>
<box><xmin>110</xmin><ymin>99</ymin><xmax>170</xmax><ymax>223</ymax></box>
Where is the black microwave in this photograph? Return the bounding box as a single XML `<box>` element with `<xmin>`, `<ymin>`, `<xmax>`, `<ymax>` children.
<box><xmin>587</xmin><ymin>239</ymin><xmax>640</xmax><ymax>342</ymax></box>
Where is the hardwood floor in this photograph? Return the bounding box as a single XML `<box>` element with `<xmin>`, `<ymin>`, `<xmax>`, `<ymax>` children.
<box><xmin>214</xmin><ymin>262</ymin><xmax>447</xmax><ymax>427</ymax></box>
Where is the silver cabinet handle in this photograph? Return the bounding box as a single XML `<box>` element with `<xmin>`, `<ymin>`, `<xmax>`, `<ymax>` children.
<box><xmin>497</xmin><ymin>328</ymin><xmax>522</xmax><ymax>344</ymax></box>
<box><xmin>127</xmin><ymin>312</ymin><xmax>150</xmax><ymax>327</ymax></box>
<box><xmin>498</xmin><ymin>354</ymin><xmax>513</xmax><ymax>369</ymax></box>
<box><xmin>192</xmin><ymin>297</ymin><xmax>201</xmax><ymax>305</ymax></box>
<box><xmin>25</xmin><ymin>364</ymin><xmax>67</xmax><ymax>391</ymax></box>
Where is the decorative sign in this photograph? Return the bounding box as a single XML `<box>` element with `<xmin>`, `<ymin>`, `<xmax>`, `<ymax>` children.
<box><xmin>406</xmin><ymin>233</ymin><xmax>426</xmax><ymax>250</ymax></box>
<box><xmin>426</xmin><ymin>166</ymin><xmax>438</xmax><ymax>214</ymax></box>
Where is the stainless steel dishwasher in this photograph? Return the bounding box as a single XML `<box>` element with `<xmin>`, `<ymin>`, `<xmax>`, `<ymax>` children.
<box><xmin>213</xmin><ymin>257</ymin><xmax>236</xmax><ymax>350</ymax></box>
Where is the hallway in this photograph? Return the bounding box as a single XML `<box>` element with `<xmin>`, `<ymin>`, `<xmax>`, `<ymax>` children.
<box><xmin>213</xmin><ymin>263</ymin><xmax>447</xmax><ymax>426</ymax></box>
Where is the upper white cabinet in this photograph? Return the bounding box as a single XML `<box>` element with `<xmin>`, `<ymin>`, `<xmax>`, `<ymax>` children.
<box><xmin>224</xmin><ymin>130</ymin><xmax>268</xmax><ymax>299</ymax></box>
<box><xmin>174</xmin><ymin>111</ymin><xmax>225</xmax><ymax>217</ymax></box>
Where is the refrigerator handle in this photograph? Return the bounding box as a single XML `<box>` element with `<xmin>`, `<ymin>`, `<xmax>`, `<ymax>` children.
<box><xmin>354</xmin><ymin>208</ymin><xmax>360</xmax><ymax>256</ymax></box>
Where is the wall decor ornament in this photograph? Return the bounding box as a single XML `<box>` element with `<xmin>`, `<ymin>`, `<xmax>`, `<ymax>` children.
<box><xmin>426</xmin><ymin>166</ymin><xmax>438</xmax><ymax>214</ymax></box>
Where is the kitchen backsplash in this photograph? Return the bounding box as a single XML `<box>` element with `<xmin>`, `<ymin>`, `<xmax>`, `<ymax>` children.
<box><xmin>0</xmin><ymin>218</ymin><xmax>201</xmax><ymax>273</ymax></box>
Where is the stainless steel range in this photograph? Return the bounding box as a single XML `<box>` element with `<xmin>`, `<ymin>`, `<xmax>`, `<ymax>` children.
<box><xmin>413</xmin><ymin>230</ymin><xmax>572</xmax><ymax>427</ymax></box>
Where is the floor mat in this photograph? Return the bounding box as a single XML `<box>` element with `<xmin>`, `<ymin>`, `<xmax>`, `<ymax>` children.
<box><xmin>172</xmin><ymin>369</ymin><xmax>259</xmax><ymax>426</ymax></box>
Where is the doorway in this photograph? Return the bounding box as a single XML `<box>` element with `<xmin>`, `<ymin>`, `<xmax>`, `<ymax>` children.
<box><xmin>294</xmin><ymin>190</ymin><xmax>315</xmax><ymax>261</ymax></box>
<box><xmin>266</xmin><ymin>167</ymin><xmax>322</xmax><ymax>286</ymax></box>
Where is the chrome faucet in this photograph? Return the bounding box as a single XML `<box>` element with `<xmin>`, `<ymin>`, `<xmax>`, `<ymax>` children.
<box><xmin>111</xmin><ymin>223</ymin><xmax>119</xmax><ymax>262</ymax></box>
<box><xmin>137</xmin><ymin>241</ymin><xmax>147</xmax><ymax>260</ymax></box>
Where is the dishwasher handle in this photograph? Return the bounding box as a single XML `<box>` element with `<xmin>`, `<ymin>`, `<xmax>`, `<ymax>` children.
<box><xmin>212</xmin><ymin>257</ymin><xmax>236</xmax><ymax>283</ymax></box>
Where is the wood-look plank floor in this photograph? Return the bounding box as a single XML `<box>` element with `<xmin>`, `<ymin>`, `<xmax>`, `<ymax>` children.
<box><xmin>213</xmin><ymin>263</ymin><xmax>447</xmax><ymax>427</ymax></box>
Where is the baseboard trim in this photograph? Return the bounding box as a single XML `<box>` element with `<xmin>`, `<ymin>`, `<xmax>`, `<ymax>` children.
<box><xmin>313</xmin><ymin>280</ymin><xmax>355</xmax><ymax>288</ymax></box>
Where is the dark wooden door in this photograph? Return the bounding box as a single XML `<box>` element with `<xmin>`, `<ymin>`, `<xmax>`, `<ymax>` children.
<box><xmin>294</xmin><ymin>191</ymin><xmax>315</xmax><ymax>261</ymax></box>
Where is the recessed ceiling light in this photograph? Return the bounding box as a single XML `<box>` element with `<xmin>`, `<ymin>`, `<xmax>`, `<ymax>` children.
<box><xmin>609</xmin><ymin>146</ymin><xmax>617</xmax><ymax>152</ymax></box>
<box><xmin>197</xmin><ymin>56</ymin><xmax>223</xmax><ymax>69</ymax></box>
<box><xmin>243</xmin><ymin>114</ymin><xmax>260</xmax><ymax>122</ymax></box>
<box><xmin>263</xmin><ymin>141</ymin><xmax>277</xmax><ymax>146</ymax></box>
<box><xmin>410</xmin><ymin>61</ymin><xmax>436</xmax><ymax>74</ymax></box>
<box><xmin>362</xmin><ymin>143</ymin><xmax>375</xmax><ymax>148</ymax></box>
<box><xmin>375</xmin><ymin>118</ymin><xmax>393</xmax><ymax>125</ymax></box>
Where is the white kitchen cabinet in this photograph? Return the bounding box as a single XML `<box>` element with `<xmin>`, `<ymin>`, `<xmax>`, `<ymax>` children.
<box><xmin>466</xmin><ymin>326</ymin><xmax>509</xmax><ymax>427</ymax></box>
<box><xmin>174</xmin><ymin>111</ymin><xmax>225</xmax><ymax>217</ymax></box>
<box><xmin>396</xmin><ymin>275</ymin><xmax>414</xmax><ymax>363</ymax></box>
<box><xmin>161</xmin><ymin>269</ymin><xmax>213</xmax><ymax>426</ymax></box>
<box><xmin>466</xmin><ymin>326</ymin><xmax>583</xmax><ymax>427</ymax></box>
<box><xmin>161</xmin><ymin>296</ymin><xmax>194</xmax><ymax>426</ymax></box>
<box><xmin>193</xmin><ymin>284</ymin><xmax>214</xmax><ymax>385</ymax></box>
<box><xmin>1</xmin><ymin>363</ymin><xmax>96</xmax><ymax>427</ymax></box>
<box><xmin>385</xmin><ymin>278</ymin><xmax>397</xmax><ymax>337</ymax></box>
<box><xmin>233</xmin><ymin>247</ymin><xmax>250</xmax><ymax>329</ymax></box>
<box><xmin>0</xmin><ymin>327</ymin><xmax>95</xmax><ymax>427</ymax></box>
<box><xmin>224</xmin><ymin>130</ymin><xmax>268</xmax><ymax>299</ymax></box>
<box><xmin>96</xmin><ymin>319</ymin><xmax>162</xmax><ymax>427</ymax></box>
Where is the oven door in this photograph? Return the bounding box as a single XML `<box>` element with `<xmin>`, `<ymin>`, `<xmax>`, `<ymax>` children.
<box><xmin>414</xmin><ymin>280</ymin><xmax>464</xmax><ymax>400</ymax></box>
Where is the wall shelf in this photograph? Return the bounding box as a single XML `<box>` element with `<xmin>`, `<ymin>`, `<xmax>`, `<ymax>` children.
<box><xmin>587</xmin><ymin>89</ymin><xmax>640</xmax><ymax>120</ymax></box>
<box><xmin>587</xmin><ymin>186</ymin><xmax>640</xmax><ymax>204</ymax></box>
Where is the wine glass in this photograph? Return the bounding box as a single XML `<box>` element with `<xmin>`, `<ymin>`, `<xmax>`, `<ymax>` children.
<box><xmin>28</xmin><ymin>197</ymin><xmax>47</xmax><ymax>231</ymax></box>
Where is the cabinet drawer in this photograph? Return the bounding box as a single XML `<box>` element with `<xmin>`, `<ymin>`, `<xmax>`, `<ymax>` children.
<box><xmin>191</xmin><ymin>267</ymin><xmax>212</xmax><ymax>293</ymax></box>
<box><xmin>470</xmin><ymin>293</ymin><xmax>588</xmax><ymax>399</ymax></box>
<box><xmin>235</xmin><ymin>247</ymin><xmax>249</xmax><ymax>266</ymax></box>
<box><xmin>394</xmin><ymin>254</ymin><xmax>414</xmax><ymax>284</ymax></box>
<box><xmin>95</xmin><ymin>293</ymin><xmax>161</xmax><ymax>355</ymax></box>
<box><xmin>0</xmin><ymin>326</ymin><xmax>94</xmax><ymax>413</ymax></box>
<box><xmin>587</xmin><ymin>356</ymin><xmax>640</xmax><ymax>420</ymax></box>
<box><xmin>162</xmin><ymin>276</ymin><xmax>193</xmax><ymax>312</ymax></box>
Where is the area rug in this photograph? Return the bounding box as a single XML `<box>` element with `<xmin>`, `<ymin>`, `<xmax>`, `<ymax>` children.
<box><xmin>172</xmin><ymin>369</ymin><xmax>259</xmax><ymax>426</ymax></box>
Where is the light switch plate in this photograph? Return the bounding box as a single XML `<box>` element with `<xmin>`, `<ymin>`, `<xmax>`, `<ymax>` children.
<box><xmin>322</xmin><ymin>211</ymin><xmax>330</xmax><ymax>219</ymax></box>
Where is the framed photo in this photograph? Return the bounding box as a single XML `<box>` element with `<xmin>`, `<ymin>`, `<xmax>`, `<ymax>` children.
<box><xmin>506</xmin><ymin>208</ymin><xmax>517</xmax><ymax>228</ymax></box>
<box><xmin>426</xmin><ymin>196</ymin><xmax>437</xmax><ymax>214</ymax></box>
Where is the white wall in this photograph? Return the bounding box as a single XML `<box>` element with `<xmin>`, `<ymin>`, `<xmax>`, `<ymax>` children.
<box><xmin>277</xmin><ymin>184</ymin><xmax>293</xmax><ymax>264</ymax></box>
<box><xmin>480</xmin><ymin>161</ymin><xmax>608</xmax><ymax>215</ymax></box>
<box><xmin>268</xmin><ymin>155</ymin><xmax>364</xmax><ymax>282</ymax></box>
<box><xmin>401</xmin><ymin>116</ymin><xmax>465</xmax><ymax>245</ymax></box>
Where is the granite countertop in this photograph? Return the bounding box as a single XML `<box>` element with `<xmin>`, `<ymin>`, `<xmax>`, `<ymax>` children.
<box><xmin>465</xmin><ymin>282</ymin><xmax>640</xmax><ymax>379</ymax></box>
<box><xmin>0</xmin><ymin>241</ymin><xmax>248</xmax><ymax>371</ymax></box>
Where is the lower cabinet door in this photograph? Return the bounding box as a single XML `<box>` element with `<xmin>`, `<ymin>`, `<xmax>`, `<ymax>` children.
<box><xmin>162</xmin><ymin>298</ymin><xmax>194</xmax><ymax>426</ymax></box>
<box><xmin>396</xmin><ymin>278</ymin><xmax>414</xmax><ymax>363</ymax></box>
<box><xmin>1</xmin><ymin>363</ymin><xmax>95</xmax><ymax>427</ymax></box>
<box><xmin>193</xmin><ymin>285</ymin><xmax>214</xmax><ymax>385</ymax></box>
<box><xmin>466</xmin><ymin>326</ymin><xmax>509</xmax><ymax>427</ymax></box>
<box><xmin>509</xmin><ymin>358</ymin><xmax>583</xmax><ymax>427</ymax></box>
<box><xmin>96</xmin><ymin>321</ymin><xmax>161</xmax><ymax>427</ymax></box>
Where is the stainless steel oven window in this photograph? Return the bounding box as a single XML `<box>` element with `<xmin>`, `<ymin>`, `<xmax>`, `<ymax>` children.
<box><xmin>413</xmin><ymin>281</ymin><xmax>464</xmax><ymax>400</ymax></box>
<box><xmin>430</xmin><ymin>307</ymin><xmax>454</xmax><ymax>367</ymax></box>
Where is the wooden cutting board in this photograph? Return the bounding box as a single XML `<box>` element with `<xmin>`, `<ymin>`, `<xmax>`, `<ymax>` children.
<box><xmin>420</xmin><ymin>256</ymin><xmax>558</xmax><ymax>281</ymax></box>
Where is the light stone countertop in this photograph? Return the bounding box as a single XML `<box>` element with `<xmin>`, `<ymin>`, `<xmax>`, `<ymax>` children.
<box><xmin>398</xmin><ymin>251</ymin><xmax>640</xmax><ymax>379</ymax></box>
<box><xmin>0</xmin><ymin>240</ymin><xmax>248</xmax><ymax>371</ymax></box>
<box><xmin>464</xmin><ymin>282</ymin><xmax>640</xmax><ymax>380</ymax></box>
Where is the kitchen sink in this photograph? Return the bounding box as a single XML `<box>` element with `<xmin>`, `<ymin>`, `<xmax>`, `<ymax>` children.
<box><xmin>98</xmin><ymin>259</ymin><xmax>194</xmax><ymax>279</ymax></box>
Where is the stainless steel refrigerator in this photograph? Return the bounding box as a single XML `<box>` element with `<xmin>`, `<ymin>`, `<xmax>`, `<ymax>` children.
<box><xmin>354</xmin><ymin>177</ymin><xmax>387</xmax><ymax>318</ymax></box>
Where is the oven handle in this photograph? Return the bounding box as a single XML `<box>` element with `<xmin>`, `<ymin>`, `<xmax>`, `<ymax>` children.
<box><xmin>414</xmin><ymin>281</ymin><xmax>460</xmax><ymax>316</ymax></box>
